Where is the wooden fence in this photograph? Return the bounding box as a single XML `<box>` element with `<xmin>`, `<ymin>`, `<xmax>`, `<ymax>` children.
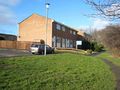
<box><xmin>0</xmin><ymin>40</ymin><xmax>33</xmax><ymax>50</ymax></box>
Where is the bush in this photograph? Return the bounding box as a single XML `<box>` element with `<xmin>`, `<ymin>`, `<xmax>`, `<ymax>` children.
<box><xmin>94</xmin><ymin>44</ymin><xmax>104</xmax><ymax>52</ymax></box>
<box><xmin>90</xmin><ymin>42</ymin><xmax>104</xmax><ymax>52</ymax></box>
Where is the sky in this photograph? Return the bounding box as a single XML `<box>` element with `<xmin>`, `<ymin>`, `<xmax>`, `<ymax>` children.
<box><xmin>0</xmin><ymin>0</ymin><xmax>111</xmax><ymax>35</ymax></box>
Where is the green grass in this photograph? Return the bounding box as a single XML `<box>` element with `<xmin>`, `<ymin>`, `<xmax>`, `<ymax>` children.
<box><xmin>0</xmin><ymin>53</ymin><xmax>115</xmax><ymax>90</ymax></box>
<box><xmin>98</xmin><ymin>52</ymin><xmax>120</xmax><ymax>66</ymax></box>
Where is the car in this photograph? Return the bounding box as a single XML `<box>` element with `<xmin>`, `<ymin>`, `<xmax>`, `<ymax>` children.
<box><xmin>30</xmin><ymin>44</ymin><xmax>54</xmax><ymax>55</ymax></box>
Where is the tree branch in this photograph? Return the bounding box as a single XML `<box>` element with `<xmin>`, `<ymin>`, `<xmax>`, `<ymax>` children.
<box><xmin>84</xmin><ymin>0</ymin><xmax>120</xmax><ymax>20</ymax></box>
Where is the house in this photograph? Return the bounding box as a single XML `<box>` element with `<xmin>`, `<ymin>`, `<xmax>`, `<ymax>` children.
<box><xmin>77</xmin><ymin>30</ymin><xmax>92</xmax><ymax>49</ymax></box>
<box><xmin>77</xmin><ymin>30</ymin><xmax>92</xmax><ymax>41</ymax></box>
<box><xmin>0</xmin><ymin>33</ymin><xmax>17</xmax><ymax>41</ymax></box>
<box><xmin>18</xmin><ymin>14</ymin><xmax>83</xmax><ymax>48</ymax></box>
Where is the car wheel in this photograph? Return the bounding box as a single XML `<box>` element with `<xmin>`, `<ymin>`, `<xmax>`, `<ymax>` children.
<box><xmin>32</xmin><ymin>53</ymin><xmax>35</xmax><ymax>54</ymax></box>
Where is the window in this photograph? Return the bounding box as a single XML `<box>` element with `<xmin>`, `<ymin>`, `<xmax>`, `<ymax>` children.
<box><xmin>62</xmin><ymin>38</ymin><xmax>66</xmax><ymax>48</ymax></box>
<box><xmin>70</xmin><ymin>30</ymin><xmax>72</xmax><ymax>34</ymax></box>
<box><xmin>52</xmin><ymin>36</ymin><xmax>56</xmax><ymax>47</ymax></box>
<box><xmin>70</xmin><ymin>40</ymin><xmax>73</xmax><ymax>48</ymax></box>
<box><xmin>73</xmin><ymin>41</ymin><xmax>76</xmax><ymax>47</ymax></box>
<box><xmin>56</xmin><ymin>24</ymin><xmax>61</xmax><ymax>30</ymax></box>
<box><xmin>31</xmin><ymin>44</ymin><xmax>39</xmax><ymax>47</ymax></box>
<box><xmin>56</xmin><ymin>37</ymin><xmax>61</xmax><ymax>48</ymax></box>
<box><xmin>62</xmin><ymin>26</ymin><xmax>65</xmax><ymax>31</ymax></box>
<box><xmin>73</xmin><ymin>31</ymin><xmax>76</xmax><ymax>35</ymax></box>
<box><xmin>66</xmin><ymin>39</ymin><xmax>70</xmax><ymax>48</ymax></box>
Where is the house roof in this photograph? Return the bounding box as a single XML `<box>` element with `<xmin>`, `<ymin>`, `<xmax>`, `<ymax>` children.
<box><xmin>0</xmin><ymin>33</ymin><xmax>17</xmax><ymax>37</ymax></box>
<box><xmin>53</xmin><ymin>20</ymin><xmax>78</xmax><ymax>32</ymax></box>
<box><xmin>18</xmin><ymin>13</ymin><xmax>52</xmax><ymax>24</ymax></box>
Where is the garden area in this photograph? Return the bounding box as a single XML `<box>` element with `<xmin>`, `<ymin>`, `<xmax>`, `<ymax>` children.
<box><xmin>0</xmin><ymin>53</ymin><xmax>115</xmax><ymax>90</ymax></box>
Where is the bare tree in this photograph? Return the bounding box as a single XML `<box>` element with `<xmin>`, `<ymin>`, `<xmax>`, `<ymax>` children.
<box><xmin>84</xmin><ymin>0</ymin><xmax>120</xmax><ymax>20</ymax></box>
<box><xmin>91</xmin><ymin>30</ymin><xmax>101</xmax><ymax>42</ymax></box>
<box><xmin>99</xmin><ymin>25</ymin><xmax>120</xmax><ymax>56</ymax></box>
<box><xmin>85</xmin><ymin>27</ymin><xmax>101</xmax><ymax>42</ymax></box>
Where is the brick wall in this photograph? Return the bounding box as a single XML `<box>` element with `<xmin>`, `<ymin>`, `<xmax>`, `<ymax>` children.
<box><xmin>18</xmin><ymin>14</ymin><xmax>53</xmax><ymax>47</ymax></box>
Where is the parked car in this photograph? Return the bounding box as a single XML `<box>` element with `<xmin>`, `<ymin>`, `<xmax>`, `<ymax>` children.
<box><xmin>30</xmin><ymin>44</ymin><xmax>54</xmax><ymax>55</ymax></box>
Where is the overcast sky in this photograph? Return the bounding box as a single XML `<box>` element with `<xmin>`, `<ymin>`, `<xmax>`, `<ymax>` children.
<box><xmin>0</xmin><ymin>0</ymin><xmax>111</xmax><ymax>35</ymax></box>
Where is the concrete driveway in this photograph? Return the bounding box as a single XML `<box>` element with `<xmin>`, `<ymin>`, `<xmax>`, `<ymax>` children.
<box><xmin>0</xmin><ymin>49</ymin><xmax>32</xmax><ymax>57</ymax></box>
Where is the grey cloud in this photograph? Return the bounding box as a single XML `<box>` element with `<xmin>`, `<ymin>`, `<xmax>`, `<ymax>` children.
<box><xmin>0</xmin><ymin>0</ymin><xmax>20</xmax><ymax>6</ymax></box>
<box><xmin>0</xmin><ymin>0</ymin><xmax>20</xmax><ymax>25</ymax></box>
<box><xmin>0</xmin><ymin>15</ymin><xmax>17</xmax><ymax>25</ymax></box>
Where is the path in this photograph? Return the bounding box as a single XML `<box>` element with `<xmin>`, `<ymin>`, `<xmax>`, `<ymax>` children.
<box><xmin>102</xmin><ymin>59</ymin><xmax>120</xmax><ymax>90</ymax></box>
<box><xmin>92</xmin><ymin>52</ymin><xmax>120</xmax><ymax>90</ymax></box>
<box><xmin>0</xmin><ymin>49</ymin><xmax>32</xmax><ymax>57</ymax></box>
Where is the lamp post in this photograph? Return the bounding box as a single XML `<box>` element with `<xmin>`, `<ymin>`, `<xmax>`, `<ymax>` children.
<box><xmin>44</xmin><ymin>2</ymin><xmax>50</xmax><ymax>56</ymax></box>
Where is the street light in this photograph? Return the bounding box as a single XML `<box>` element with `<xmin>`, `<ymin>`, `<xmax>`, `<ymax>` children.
<box><xmin>44</xmin><ymin>2</ymin><xmax>50</xmax><ymax>56</ymax></box>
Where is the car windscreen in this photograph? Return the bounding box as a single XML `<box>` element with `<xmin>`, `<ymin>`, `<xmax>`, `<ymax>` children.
<box><xmin>31</xmin><ymin>44</ymin><xmax>39</xmax><ymax>47</ymax></box>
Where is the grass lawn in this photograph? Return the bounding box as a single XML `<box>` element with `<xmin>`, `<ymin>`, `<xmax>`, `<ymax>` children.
<box><xmin>0</xmin><ymin>53</ymin><xmax>115</xmax><ymax>90</ymax></box>
<box><xmin>98</xmin><ymin>52</ymin><xmax>120</xmax><ymax>67</ymax></box>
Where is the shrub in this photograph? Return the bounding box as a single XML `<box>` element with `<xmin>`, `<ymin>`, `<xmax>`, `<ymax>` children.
<box><xmin>90</xmin><ymin>42</ymin><xmax>104</xmax><ymax>52</ymax></box>
<box><xmin>94</xmin><ymin>43</ymin><xmax>104</xmax><ymax>52</ymax></box>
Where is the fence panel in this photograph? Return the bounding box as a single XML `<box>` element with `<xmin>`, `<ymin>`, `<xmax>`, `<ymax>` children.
<box><xmin>0</xmin><ymin>40</ymin><xmax>33</xmax><ymax>50</ymax></box>
<box><xmin>6</xmin><ymin>41</ymin><xmax>16</xmax><ymax>49</ymax></box>
<box><xmin>0</xmin><ymin>41</ymin><xmax>7</xmax><ymax>48</ymax></box>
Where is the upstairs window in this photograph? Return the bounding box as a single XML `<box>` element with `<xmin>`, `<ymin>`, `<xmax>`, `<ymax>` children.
<box><xmin>70</xmin><ymin>30</ymin><xmax>72</xmax><ymax>34</ymax></box>
<box><xmin>73</xmin><ymin>31</ymin><xmax>76</xmax><ymax>35</ymax></box>
<box><xmin>62</xmin><ymin>26</ymin><xmax>65</xmax><ymax>32</ymax></box>
<box><xmin>56</xmin><ymin>24</ymin><xmax>61</xmax><ymax>30</ymax></box>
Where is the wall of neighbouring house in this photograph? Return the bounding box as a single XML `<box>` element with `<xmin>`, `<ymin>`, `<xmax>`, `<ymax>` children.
<box><xmin>18</xmin><ymin>14</ymin><xmax>53</xmax><ymax>47</ymax></box>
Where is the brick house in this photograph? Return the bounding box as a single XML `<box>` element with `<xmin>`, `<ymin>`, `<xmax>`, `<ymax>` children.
<box><xmin>18</xmin><ymin>14</ymin><xmax>83</xmax><ymax>48</ymax></box>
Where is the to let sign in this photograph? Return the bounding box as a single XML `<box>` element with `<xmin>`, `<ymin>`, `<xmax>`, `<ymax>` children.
<box><xmin>76</xmin><ymin>41</ymin><xmax>82</xmax><ymax>45</ymax></box>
